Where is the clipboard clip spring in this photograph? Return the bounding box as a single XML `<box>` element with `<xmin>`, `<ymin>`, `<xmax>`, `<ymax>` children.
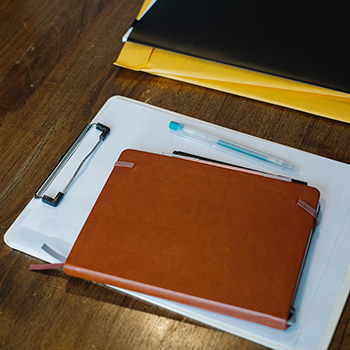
<box><xmin>35</xmin><ymin>122</ymin><xmax>110</xmax><ymax>207</ymax></box>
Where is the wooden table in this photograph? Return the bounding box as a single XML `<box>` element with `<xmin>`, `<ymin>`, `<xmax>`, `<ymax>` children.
<box><xmin>0</xmin><ymin>1</ymin><xmax>349</xmax><ymax>349</ymax></box>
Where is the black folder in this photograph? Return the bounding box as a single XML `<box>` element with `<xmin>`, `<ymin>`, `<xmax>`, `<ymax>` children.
<box><xmin>128</xmin><ymin>0</ymin><xmax>350</xmax><ymax>93</ymax></box>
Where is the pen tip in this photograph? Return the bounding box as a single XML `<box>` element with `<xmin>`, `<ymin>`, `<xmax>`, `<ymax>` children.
<box><xmin>169</xmin><ymin>121</ymin><xmax>182</xmax><ymax>131</ymax></box>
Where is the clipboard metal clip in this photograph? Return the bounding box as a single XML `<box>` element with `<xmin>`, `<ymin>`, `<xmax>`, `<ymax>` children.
<box><xmin>35</xmin><ymin>123</ymin><xmax>110</xmax><ymax>207</ymax></box>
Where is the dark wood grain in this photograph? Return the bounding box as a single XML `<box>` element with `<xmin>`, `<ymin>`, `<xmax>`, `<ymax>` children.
<box><xmin>0</xmin><ymin>1</ymin><xmax>349</xmax><ymax>349</ymax></box>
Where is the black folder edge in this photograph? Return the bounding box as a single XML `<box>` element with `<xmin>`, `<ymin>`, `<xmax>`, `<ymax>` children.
<box><xmin>127</xmin><ymin>0</ymin><xmax>350</xmax><ymax>93</ymax></box>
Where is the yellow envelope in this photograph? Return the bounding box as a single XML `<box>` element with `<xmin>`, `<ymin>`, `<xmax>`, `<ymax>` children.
<box><xmin>115</xmin><ymin>1</ymin><xmax>350</xmax><ymax>124</ymax></box>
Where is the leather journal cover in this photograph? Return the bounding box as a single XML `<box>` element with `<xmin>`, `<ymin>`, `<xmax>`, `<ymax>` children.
<box><xmin>115</xmin><ymin>0</ymin><xmax>350</xmax><ymax>124</ymax></box>
<box><xmin>64</xmin><ymin>149</ymin><xmax>320</xmax><ymax>330</ymax></box>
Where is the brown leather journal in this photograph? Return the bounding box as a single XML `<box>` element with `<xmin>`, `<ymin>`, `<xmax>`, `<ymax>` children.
<box><xmin>64</xmin><ymin>149</ymin><xmax>320</xmax><ymax>329</ymax></box>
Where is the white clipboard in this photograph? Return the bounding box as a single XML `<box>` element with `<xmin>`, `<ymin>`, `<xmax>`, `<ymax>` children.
<box><xmin>4</xmin><ymin>96</ymin><xmax>350</xmax><ymax>350</ymax></box>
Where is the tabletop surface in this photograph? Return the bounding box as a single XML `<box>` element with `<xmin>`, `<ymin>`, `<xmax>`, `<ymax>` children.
<box><xmin>0</xmin><ymin>1</ymin><xmax>349</xmax><ymax>349</ymax></box>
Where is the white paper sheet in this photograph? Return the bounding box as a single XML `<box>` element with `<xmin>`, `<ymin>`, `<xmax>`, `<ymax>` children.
<box><xmin>4</xmin><ymin>96</ymin><xmax>350</xmax><ymax>350</ymax></box>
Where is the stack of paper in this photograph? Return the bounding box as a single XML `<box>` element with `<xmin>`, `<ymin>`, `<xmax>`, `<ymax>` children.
<box><xmin>115</xmin><ymin>0</ymin><xmax>350</xmax><ymax>123</ymax></box>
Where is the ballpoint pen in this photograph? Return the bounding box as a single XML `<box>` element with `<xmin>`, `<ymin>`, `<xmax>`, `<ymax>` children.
<box><xmin>169</xmin><ymin>121</ymin><xmax>297</xmax><ymax>172</ymax></box>
<box><xmin>172</xmin><ymin>151</ymin><xmax>306</xmax><ymax>184</ymax></box>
